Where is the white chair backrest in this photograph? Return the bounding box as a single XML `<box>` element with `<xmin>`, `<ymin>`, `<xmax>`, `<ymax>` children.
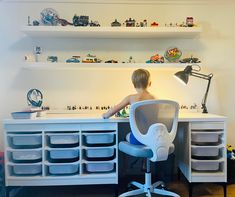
<box><xmin>129</xmin><ymin>100</ymin><xmax>179</xmax><ymax>162</ymax></box>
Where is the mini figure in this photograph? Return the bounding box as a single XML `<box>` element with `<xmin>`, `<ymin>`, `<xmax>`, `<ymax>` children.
<box><xmin>73</xmin><ymin>15</ymin><xmax>89</xmax><ymax>26</ymax></box>
<box><xmin>82</xmin><ymin>54</ymin><xmax>102</xmax><ymax>63</ymax></box>
<box><xmin>28</xmin><ymin>16</ymin><xmax>31</xmax><ymax>26</ymax></box>
<box><xmin>111</xmin><ymin>19</ymin><xmax>121</xmax><ymax>27</ymax></box>
<box><xmin>151</xmin><ymin>22</ymin><xmax>159</xmax><ymax>27</ymax></box>
<box><xmin>146</xmin><ymin>53</ymin><xmax>164</xmax><ymax>63</ymax></box>
<box><xmin>66</xmin><ymin>56</ymin><xmax>80</xmax><ymax>63</ymax></box>
<box><xmin>34</xmin><ymin>46</ymin><xmax>42</xmax><ymax>62</ymax></box>
<box><xmin>47</xmin><ymin>56</ymin><xmax>58</xmax><ymax>63</ymax></box>
<box><xmin>125</xmin><ymin>18</ymin><xmax>136</xmax><ymax>27</ymax></box>
<box><xmin>143</xmin><ymin>19</ymin><xmax>147</xmax><ymax>27</ymax></box>
<box><xmin>128</xmin><ymin>56</ymin><xmax>135</xmax><ymax>63</ymax></box>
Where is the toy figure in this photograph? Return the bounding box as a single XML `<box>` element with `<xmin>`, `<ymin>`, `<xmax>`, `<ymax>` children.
<box><xmin>227</xmin><ymin>144</ymin><xmax>235</xmax><ymax>160</ymax></box>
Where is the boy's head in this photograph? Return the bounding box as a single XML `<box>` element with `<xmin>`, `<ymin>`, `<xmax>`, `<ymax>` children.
<box><xmin>132</xmin><ymin>69</ymin><xmax>151</xmax><ymax>89</ymax></box>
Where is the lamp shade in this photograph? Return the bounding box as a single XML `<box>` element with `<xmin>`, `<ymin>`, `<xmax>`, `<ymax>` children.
<box><xmin>174</xmin><ymin>65</ymin><xmax>193</xmax><ymax>84</ymax></box>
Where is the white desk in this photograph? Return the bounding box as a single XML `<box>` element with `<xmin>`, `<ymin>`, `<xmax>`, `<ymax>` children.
<box><xmin>3</xmin><ymin>112</ymin><xmax>227</xmax><ymax>195</ymax></box>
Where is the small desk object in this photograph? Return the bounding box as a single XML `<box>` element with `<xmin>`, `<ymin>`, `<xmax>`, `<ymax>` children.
<box><xmin>3</xmin><ymin>112</ymin><xmax>227</xmax><ymax>196</ymax></box>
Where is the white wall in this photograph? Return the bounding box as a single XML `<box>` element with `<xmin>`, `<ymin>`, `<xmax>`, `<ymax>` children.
<box><xmin>0</xmin><ymin>0</ymin><xmax>235</xmax><ymax>150</ymax></box>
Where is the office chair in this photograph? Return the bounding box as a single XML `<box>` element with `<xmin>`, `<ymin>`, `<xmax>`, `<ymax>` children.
<box><xmin>119</xmin><ymin>100</ymin><xmax>180</xmax><ymax>197</ymax></box>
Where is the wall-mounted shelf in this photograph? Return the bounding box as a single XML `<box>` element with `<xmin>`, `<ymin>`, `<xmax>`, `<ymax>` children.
<box><xmin>21</xmin><ymin>26</ymin><xmax>202</xmax><ymax>39</ymax></box>
<box><xmin>22</xmin><ymin>62</ymin><xmax>192</xmax><ymax>70</ymax></box>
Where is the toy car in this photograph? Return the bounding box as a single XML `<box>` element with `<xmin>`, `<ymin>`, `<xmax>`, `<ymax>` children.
<box><xmin>66</xmin><ymin>56</ymin><xmax>80</xmax><ymax>63</ymax></box>
<box><xmin>105</xmin><ymin>60</ymin><xmax>118</xmax><ymax>63</ymax></box>
<box><xmin>47</xmin><ymin>56</ymin><xmax>58</xmax><ymax>62</ymax></box>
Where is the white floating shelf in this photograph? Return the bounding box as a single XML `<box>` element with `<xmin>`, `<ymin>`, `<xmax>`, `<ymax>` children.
<box><xmin>22</xmin><ymin>62</ymin><xmax>192</xmax><ymax>70</ymax></box>
<box><xmin>22</xmin><ymin>26</ymin><xmax>202</xmax><ymax>39</ymax></box>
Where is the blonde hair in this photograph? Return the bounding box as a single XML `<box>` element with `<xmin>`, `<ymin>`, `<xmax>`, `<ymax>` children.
<box><xmin>131</xmin><ymin>69</ymin><xmax>151</xmax><ymax>89</ymax></box>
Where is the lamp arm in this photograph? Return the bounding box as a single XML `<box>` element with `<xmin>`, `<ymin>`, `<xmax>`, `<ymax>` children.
<box><xmin>191</xmin><ymin>72</ymin><xmax>213</xmax><ymax>113</ymax></box>
<box><xmin>191</xmin><ymin>72</ymin><xmax>211</xmax><ymax>80</ymax></box>
<box><xmin>201</xmin><ymin>77</ymin><xmax>212</xmax><ymax>113</ymax></box>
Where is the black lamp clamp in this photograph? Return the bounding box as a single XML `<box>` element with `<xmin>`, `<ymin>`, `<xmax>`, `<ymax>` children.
<box><xmin>175</xmin><ymin>65</ymin><xmax>213</xmax><ymax>113</ymax></box>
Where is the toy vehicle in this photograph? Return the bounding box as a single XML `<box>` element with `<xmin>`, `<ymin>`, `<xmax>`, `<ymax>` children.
<box><xmin>146</xmin><ymin>53</ymin><xmax>164</xmax><ymax>63</ymax></box>
<box><xmin>125</xmin><ymin>18</ymin><xmax>136</xmax><ymax>27</ymax></box>
<box><xmin>151</xmin><ymin>22</ymin><xmax>159</xmax><ymax>27</ymax></box>
<box><xmin>179</xmin><ymin>57</ymin><xmax>201</xmax><ymax>63</ymax></box>
<box><xmin>47</xmin><ymin>56</ymin><xmax>58</xmax><ymax>62</ymax></box>
<box><xmin>82</xmin><ymin>54</ymin><xmax>102</xmax><ymax>63</ymax></box>
<box><xmin>90</xmin><ymin>20</ymin><xmax>100</xmax><ymax>26</ymax></box>
<box><xmin>73</xmin><ymin>15</ymin><xmax>89</xmax><ymax>26</ymax></box>
<box><xmin>111</xmin><ymin>19</ymin><xmax>121</xmax><ymax>27</ymax></box>
<box><xmin>66</xmin><ymin>56</ymin><xmax>80</xmax><ymax>63</ymax></box>
<box><xmin>105</xmin><ymin>60</ymin><xmax>118</xmax><ymax>63</ymax></box>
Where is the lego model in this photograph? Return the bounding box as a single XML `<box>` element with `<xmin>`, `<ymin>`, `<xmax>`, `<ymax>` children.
<box><xmin>164</xmin><ymin>47</ymin><xmax>182</xmax><ymax>62</ymax></box>
<box><xmin>146</xmin><ymin>53</ymin><xmax>164</xmax><ymax>63</ymax></box>
<box><xmin>125</xmin><ymin>18</ymin><xmax>136</xmax><ymax>27</ymax></box>
<box><xmin>180</xmin><ymin>56</ymin><xmax>201</xmax><ymax>63</ymax></box>
<box><xmin>82</xmin><ymin>54</ymin><xmax>102</xmax><ymax>63</ymax></box>
<box><xmin>73</xmin><ymin>15</ymin><xmax>89</xmax><ymax>26</ymax></box>
<box><xmin>66</xmin><ymin>56</ymin><xmax>80</xmax><ymax>63</ymax></box>
<box><xmin>111</xmin><ymin>19</ymin><xmax>121</xmax><ymax>27</ymax></box>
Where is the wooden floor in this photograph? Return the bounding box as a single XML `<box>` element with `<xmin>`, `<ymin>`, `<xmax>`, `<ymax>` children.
<box><xmin>7</xmin><ymin>181</ymin><xmax>235</xmax><ymax>197</ymax></box>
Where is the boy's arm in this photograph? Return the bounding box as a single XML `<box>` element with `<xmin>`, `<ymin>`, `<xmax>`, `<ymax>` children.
<box><xmin>102</xmin><ymin>96</ymin><xmax>130</xmax><ymax>119</ymax></box>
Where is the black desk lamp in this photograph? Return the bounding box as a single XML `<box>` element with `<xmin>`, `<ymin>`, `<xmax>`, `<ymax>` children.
<box><xmin>174</xmin><ymin>65</ymin><xmax>213</xmax><ymax>113</ymax></box>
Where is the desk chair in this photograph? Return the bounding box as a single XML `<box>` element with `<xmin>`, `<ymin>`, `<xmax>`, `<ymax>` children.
<box><xmin>119</xmin><ymin>100</ymin><xmax>180</xmax><ymax>197</ymax></box>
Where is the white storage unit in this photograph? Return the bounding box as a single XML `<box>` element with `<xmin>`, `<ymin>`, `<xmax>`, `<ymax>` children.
<box><xmin>177</xmin><ymin>121</ymin><xmax>227</xmax><ymax>183</ymax></box>
<box><xmin>4</xmin><ymin>122</ymin><xmax>118</xmax><ymax>186</ymax></box>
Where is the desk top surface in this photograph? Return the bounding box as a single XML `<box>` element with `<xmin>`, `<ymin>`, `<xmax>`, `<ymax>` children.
<box><xmin>3</xmin><ymin>112</ymin><xmax>226</xmax><ymax>124</ymax></box>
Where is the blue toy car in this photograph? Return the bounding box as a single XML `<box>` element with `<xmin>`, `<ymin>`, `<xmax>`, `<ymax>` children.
<box><xmin>66</xmin><ymin>56</ymin><xmax>80</xmax><ymax>63</ymax></box>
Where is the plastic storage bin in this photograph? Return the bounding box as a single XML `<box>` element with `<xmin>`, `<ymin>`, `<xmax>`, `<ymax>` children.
<box><xmin>8</xmin><ymin>135</ymin><xmax>42</xmax><ymax>149</ymax></box>
<box><xmin>85</xmin><ymin>162</ymin><xmax>115</xmax><ymax>173</ymax></box>
<box><xmin>47</xmin><ymin>134</ymin><xmax>79</xmax><ymax>148</ymax></box>
<box><xmin>84</xmin><ymin>134</ymin><xmax>115</xmax><ymax>146</ymax></box>
<box><xmin>191</xmin><ymin>133</ymin><xmax>220</xmax><ymax>145</ymax></box>
<box><xmin>84</xmin><ymin>148</ymin><xmax>115</xmax><ymax>161</ymax></box>
<box><xmin>11</xmin><ymin>111</ymin><xmax>37</xmax><ymax>119</ymax></box>
<box><xmin>10</xmin><ymin>164</ymin><xmax>42</xmax><ymax>176</ymax></box>
<box><xmin>48</xmin><ymin>164</ymin><xmax>79</xmax><ymax>175</ymax></box>
<box><xmin>10</xmin><ymin>150</ymin><xmax>42</xmax><ymax>163</ymax></box>
<box><xmin>191</xmin><ymin>161</ymin><xmax>220</xmax><ymax>172</ymax></box>
<box><xmin>191</xmin><ymin>147</ymin><xmax>220</xmax><ymax>159</ymax></box>
<box><xmin>48</xmin><ymin>149</ymin><xmax>79</xmax><ymax>163</ymax></box>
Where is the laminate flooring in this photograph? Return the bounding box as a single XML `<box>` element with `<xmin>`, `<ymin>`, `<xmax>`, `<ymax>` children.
<box><xmin>6</xmin><ymin>181</ymin><xmax>235</xmax><ymax>197</ymax></box>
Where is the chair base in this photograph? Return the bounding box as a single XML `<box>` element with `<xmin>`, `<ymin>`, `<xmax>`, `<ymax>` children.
<box><xmin>119</xmin><ymin>176</ymin><xmax>179</xmax><ymax>197</ymax></box>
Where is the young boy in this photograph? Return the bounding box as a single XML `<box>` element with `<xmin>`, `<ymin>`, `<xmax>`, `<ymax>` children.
<box><xmin>102</xmin><ymin>68</ymin><xmax>156</xmax><ymax>145</ymax></box>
